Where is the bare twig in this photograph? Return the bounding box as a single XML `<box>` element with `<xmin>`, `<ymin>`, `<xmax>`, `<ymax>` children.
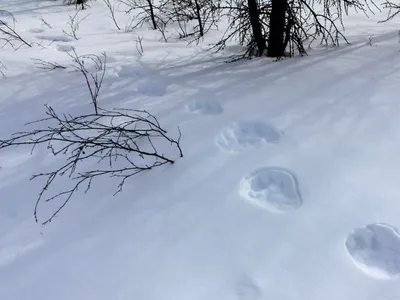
<box><xmin>103</xmin><ymin>0</ymin><xmax>121</xmax><ymax>30</ymax></box>
<box><xmin>380</xmin><ymin>1</ymin><xmax>400</xmax><ymax>22</ymax></box>
<box><xmin>67</xmin><ymin>47</ymin><xmax>107</xmax><ymax>115</ymax></box>
<box><xmin>0</xmin><ymin>11</ymin><xmax>32</xmax><ymax>49</ymax></box>
<box><xmin>0</xmin><ymin>61</ymin><xmax>7</xmax><ymax>79</ymax></box>
<box><xmin>39</xmin><ymin>16</ymin><xmax>52</xmax><ymax>29</ymax></box>
<box><xmin>32</xmin><ymin>58</ymin><xmax>67</xmax><ymax>71</ymax></box>
<box><xmin>120</xmin><ymin>0</ymin><xmax>162</xmax><ymax>30</ymax></box>
<box><xmin>135</xmin><ymin>34</ymin><xmax>144</xmax><ymax>56</ymax></box>
<box><xmin>62</xmin><ymin>10</ymin><xmax>90</xmax><ymax>40</ymax></box>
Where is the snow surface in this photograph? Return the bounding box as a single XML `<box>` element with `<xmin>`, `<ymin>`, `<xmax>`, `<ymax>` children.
<box><xmin>1</xmin><ymin>0</ymin><xmax>400</xmax><ymax>300</ymax></box>
<box><xmin>186</xmin><ymin>97</ymin><xmax>223</xmax><ymax>115</ymax></box>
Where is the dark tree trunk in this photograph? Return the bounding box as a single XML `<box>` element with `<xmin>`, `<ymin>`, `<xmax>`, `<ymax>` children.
<box><xmin>146</xmin><ymin>0</ymin><xmax>157</xmax><ymax>30</ymax></box>
<box><xmin>267</xmin><ymin>0</ymin><xmax>287</xmax><ymax>57</ymax></box>
<box><xmin>194</xmin><ymin>0</ymin><xmax>204</xmax><ymax>36</ymax></box>
<box><xmin>247</xmin><ymin>0</ymin><xmax>265</xmax><ymax>56</ymax></box>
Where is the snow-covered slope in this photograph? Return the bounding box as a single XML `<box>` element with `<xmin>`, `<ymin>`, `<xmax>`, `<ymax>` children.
<box><xmin>1</xmin><ymin>1</ymin><xmax>400</xmax><ymax>299</ymax></box>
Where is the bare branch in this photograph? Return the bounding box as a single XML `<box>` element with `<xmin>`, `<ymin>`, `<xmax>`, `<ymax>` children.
<box><xmin>0</xmin><ymin>106</ymin><xmax>183</xmax><ymax>225</ymax></box>
<box><xmin>32</xmin><ymin>58</ymin><xmax>67</xmax><ymax>71</ymax></box>
<box><xmin>380</xmin><ymin>1</ymin><xmax>400</xmax><ymax>22</ymax></box>
<box><xmin>0</xmin><ymin>11</ymin><xmax>32</xmax><ymax>49</ymax></box>
<box><xmin>135</xmin><ymin>35</ymin><xmax>144</xmax><ymax>56</ymax></box>
<box><xmin>62</xmin><ymin>10</ymin><xmax>90</xmax><ymax>40</ymax></box>
<box><xmin>103</xmin><ymin>0</ymin><xmax>122</xmax><ymax>30</ymax></box>
<box><xmin>39</xmin><ymin>16</ymin><xmax>52</xmax><ymax>29</ymax></box>
<box><xmin>0</xmin><ymin>61</ymin><xmax>7</xmax><ymax>79</ymax></box>
<box><xmin>66</xmin><ymin>48</ymin><xmax>107</xmax><ymax>115</ymax></box>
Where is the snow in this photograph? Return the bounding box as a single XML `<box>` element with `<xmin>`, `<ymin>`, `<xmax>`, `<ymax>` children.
<box><xmin>55</xmin><ymin>44</ymin><xmax>73</xmax><ymax>52</ymax></box>
<box><xmin>36</xmin><ymin>35</ymin><xmax>74</xmax><ymax>42</ymax></box>
<box><xmin>112</xmin><ymin>64</ymin><xmax>155</xmax><ymax>78</ymax></box>
<box><xmin>1</xmin><ymin>0</ymin><xmax>400</xmax><ymax>300</ymax></box>
<box><xmin>186</xmin><ymin>97</ymin><xmax>223</xmax><ymax>115</ymax></box>
<box><xmin>134</xmin><ymin>78</ymin><xmax>169</xmax><ymax>96</ymax></box>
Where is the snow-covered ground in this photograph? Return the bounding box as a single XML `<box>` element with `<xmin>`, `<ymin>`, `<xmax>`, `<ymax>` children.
<box><xmin>1</xmin><ymin>0</ymin><xmax>400</xmax><ymax>299</ymax></box>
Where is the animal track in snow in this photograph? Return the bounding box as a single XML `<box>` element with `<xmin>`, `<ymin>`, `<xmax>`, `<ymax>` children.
<box><xmin>134</xmin><ymin>79</ymin><xmax>168</xmax><ymax>97</ymax></box>
<box><xmin>216</xmin><ymin>120</ymin><xmax>281</xmax><ymax>152</ymax></box>
<box><xmin>36</xmin><ymin>35</ymin><xmax>73</xmax><ymax>42</ymax></box>
<box><xmin>239</xmin><ymin>168</ymin><xmax>302</xmax><ymax>213</ymax></box>
<box><xmin>186</xmin><ymin>98</ymin><xmax>223</xmax><ymax>115</ymax></box>
<box><xmin>345</xmin><ymin>223</ymin><xmax>400</xmax><ymax>280</ymax></box>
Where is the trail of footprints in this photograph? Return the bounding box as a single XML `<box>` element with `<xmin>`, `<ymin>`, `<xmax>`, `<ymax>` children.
<box><xmin>187</xmin><ymin>94</ymin><xmax>400</xmax><ymax>284</ymax></box>
<box><xmin>10</xmin><ymin>24</ymin><xmax>397</xmax><ymax>296</ymax></box>
<box><xmin>36</xmin><ymin>53</ymin><xmax>400</xmax><ymax>286</ymax></box>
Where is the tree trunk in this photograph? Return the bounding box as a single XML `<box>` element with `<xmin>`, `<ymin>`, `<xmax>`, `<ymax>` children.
<box><xmin>194</xmin><ymin>0</ymin><xmax>204</xmax><ymax>36</ymax></box>
<box><xmin>267</xmin><ymin>0</ymin><xmax>287</xmax><ymax>57</ymax></box>
<box><xmin>146</xmin><ymin>0</ymin><xmax>157</xmax><ymax>30</ymax></box>
<box><xmin>247</xmin><ymin>0</ymin><xmax>265</xmax><ymax>56</ymax></box>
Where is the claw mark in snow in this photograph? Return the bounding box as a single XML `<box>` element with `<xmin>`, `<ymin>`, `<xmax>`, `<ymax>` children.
<box><xmin>239</xmin><ymin>168</ymin><xmax>302</xmax><ymax>213</ymax></box>
<box><xmin>345</xmin><ymin>223</ymin><xmax>400</xmax><ymax>280</ymax></box>
<box><xmin>216</xmin><ymin>120</ymin><xmax>281</xmax><ymax>152</ymax></box>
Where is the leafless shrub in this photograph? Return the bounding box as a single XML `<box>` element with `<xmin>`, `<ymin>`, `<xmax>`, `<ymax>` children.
<box><xmin>0</xmin><ymin>105</ymin><xmax>183</xmax><ymax>225</ymax></box>
<box><xmin>0</xmin><ymin>42</ymin><xmax>182</xmax><ymax>225</ymax></box>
